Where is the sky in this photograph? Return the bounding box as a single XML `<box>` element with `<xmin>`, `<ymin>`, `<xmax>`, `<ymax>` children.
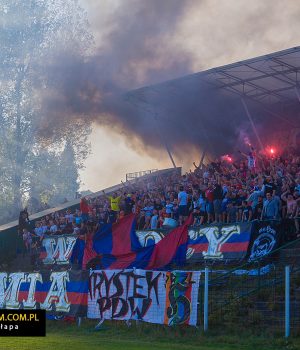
<box><xmin>78</xmin><ymin>0</ymin><xmax>300</xmax><ymax>192</ymax></box>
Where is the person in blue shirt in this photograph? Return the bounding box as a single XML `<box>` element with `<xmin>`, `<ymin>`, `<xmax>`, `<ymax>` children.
<box><xmin>241</xmin><ymin>200</ymin><xmax>253</xmax><ymax>222</ymax></box>
<box><xmin>197</xmin><ymin>192</ymin><xmax>207</xmax><ymax>225</ymax></box>
<box><xmin>221</xmin><ymin>193</ymin><xmax>231</xmax><ymax>222</ymax></box>
<box><xmin>143</xmin><ymin>202</ymin><xmax>154</xmax><ymax>229</ymax></box>
<box><xmin>172</xmin><ymin>199</ymin><xmax>179</xmax><ymax>221</ymax></box>
<box><xmin>247</xmin><ymin>188</ymin><xmax>264</xmax><ymax>210</ymax></box>
<box><xmin>262</xmin><ymin>193</ymin><xmax>279</xmax><ymax>220</ymax></box>
<box><xmin>165</xmin><ymin>199</ymin><xmax>174</xmax><ymax>217</ymax></box>
<box><xmin>178</xmin><ymin>186</ymin><xmax>188</xmax><ymax>225</ymax></box>
<box><xmin>150</xmin><ymin>209</ymin><xmax>159</xmax><ymax>229</ymax></box>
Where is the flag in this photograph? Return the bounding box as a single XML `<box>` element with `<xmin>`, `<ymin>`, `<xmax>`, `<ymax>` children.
<box><xmin>84</xmin><ymin>214</ymin><xmax>192</xmax><ymax>270</ymax></box>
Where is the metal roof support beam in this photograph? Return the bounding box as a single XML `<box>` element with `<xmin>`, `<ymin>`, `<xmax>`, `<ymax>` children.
<box><xmin>217</xmin><ymin>71</ymin><xmax>291</xmax><ymax>103</ymax></box>
<box><xmin>164</xmin><ymin>141</ymin><xmax>177</xmax><ymax>169</ymax></box>
<box><xmin>294</xmin><ymin>86</ymin><xmax>300</xmax><ymax>104</ymax></box>
<box><xmin>198</xmin><ymin>148</ymin><xmax>207</xmax><ymax>169</ymax></box>
<box><xmin>217</xmin><ymin>83</ymin><xmax>297</xmax><ymax>126</ymax></box>
<box><xmin>244</xmin><ymin>96</ymin><xmax>299</xmax><ymax>127</ymax></box>
<box><xmin>244</xmin><ymin>63</ymin><xmax>295</xmax><ymax>87</ymax></box>
<box><xmin>215</xmin><ymin>66</ymin><xmax>298</xmax><ymax>89</ymax></box>
<box><xmin>247</xmin><ymin>85</ymin><xmax>296</xmax><ymax>99</ymax></box>
<box><xmin>241</xmin><ymin>98</ymin><xmax>264</xmax><ymax>152</ymax></box>
<box><xmin>153</xmin><ymin>113</ymin><xmax>177</xmax><ymax>169</ymax></box>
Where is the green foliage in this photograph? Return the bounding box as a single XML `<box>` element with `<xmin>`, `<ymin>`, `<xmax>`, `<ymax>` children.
<box><xmin>0</xmin><ymin>0</ymin><xmax>93</xmax><ymax>223</ymax></box>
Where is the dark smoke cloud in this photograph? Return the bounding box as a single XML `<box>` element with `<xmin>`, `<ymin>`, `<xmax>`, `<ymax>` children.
<box><xmin>40</xmin><ymin>0</ymin><xmax>300</xmax><ymax>164</ymax></box>
<box><xmin>40</xmin><ymin>1</ymin><xmax>195</xmax><ymax>146</ymax></box>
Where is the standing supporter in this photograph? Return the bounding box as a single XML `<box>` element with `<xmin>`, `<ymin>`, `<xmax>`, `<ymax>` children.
<box><xmin>253</xmin><ymin>196</ymin><xmax>264</xmax><ymax>220</ymax></box>
<box><xmin>143</xmin><ymin>201</ymin><xmax>154</xmax><ymax>229</ymax></box>
<box><xmin>65</xmin><ymin>209</ymin><xmax>74</xmax><ymax>224</ymax></box>
<box><xmin>172</xmin><ymin>199</ymin><xmax>179</xmax><ymax>222</ymax></box>
<box><xmin>238</xmin><ymin>147</ymin><xmax>257</xmax><ymax>173</ymax></box>
<box><xmin>165</xmin><ymin>199</ymin><xmax>174</xmax><ymax>218</ymax></box>
<box><xmin>281</xmin><ymin>191</ymin><xmax>297</xmax><ymax>218</ymax></box>
<box><xmin>150</xmin><ymin>209</ymin><xmax>159</xmax><ymax>229</ymax></box>
<box><xmin>236</xmin><ymin>189</ymin><xmax>247</xmax><ymax>221</ymax></box>
<box><xmin>262</xmin><ymin>193</ymin><xmax>279</xmax><ymax>220</ymax></box>
<box><xmin>227</xmin><ymin>202</ymin><xmax>238</xmax><ymax>223</ymax></box>
<box><xmin>22</xmin><ymin>228</ymin><xmax>32</xmax><ymax>256</ymax></box>
<box><xmin>154</xmin><ymin>199</ymin><xmax>163</xmax><ymax>211</ymax></box>
<box><xmin>213</xmin><ymin>177</ymin><xmax>223</xmax><ymax>223</ymax></box>
<box><xmin>263</xmin><ymin>176</ymin><xmax>276</xmax><ymax>196</ymax></box>
<box><xmin>63</xmin><ymin>221</ymin><xmax>74</xmax><ymax>234</ymax></box>
<box><xmin>221</xmin><ymin>193</ymin><xmax>230</xmax><ymax>223</ymax></box>
<box><xmin>49</xmin><ymin>220</ymin><xmax>58</xmax><ymax>234</ymax></box>
<box><xmin>119</xmin><ymin>210</ymin><xmax>125</xmax><ymax>221</ymax></box>
<box><xmin>241</xmin><ymin>201</ymin><xmax>253</xmax><ymax>222</ymax></box>
<box><xmin>124</xmin><ymin>194</ymin><xmax>135</xmax><ymax>215</ymax></box>
<box><xmin>205</xmin><ymin>183</ymin><xmax>214</xmax><ymax>224</ymax></box>
<box><xmin>58</xmin><ymin>217</ymin><xmax>66</xmax><ymax>233</ymax></box>
<box><xmin>80</xmin><ymin>197</ymin><xmax>90</xmax><ymax>223</ymax></box>
<box><xmin>247</xmin><ymin>187</ymin><xmax>264</xmax><ymax>210</ymax></box>
<box><xmin>18</xmin><ymin>208</ymin><xmax>30</xmax><ymax>235</ymax></box>
<box><xmin>106</xmin><ymin>192</ymin><xmax>121</xmax><ymax>215</ymax></box>
<box><xmin>106</xmin><ymin>206</ymin><xmax>117</xmax><ymax>224</ymax></box>
<box><xmin>41</xmin><ymin>219</ymin><xmax>49</xmax><ymax>234</ymax></box>
<box><xmin>192</xmin><ymin>193</ymin><xmax>201</xmax><ymax>226</ymax></box>
<box><xmin>178</xmin><ymin>186</ymin><xmax>188</xmax><ymax>225</ymax></box>
<box><xmin>158</xmin><ymin>210</ymin><xmax>165</xmax><ymax>228</ymax></box>
<box><xmin>34</xmin><ymin>222</ymin><xmax>44</xmax><ymax>240</ymax></box>
<box><xmin>75</xmin><ymin>213</ymin><xmax>82</xmax><ymax>226</ymax></box>
<box><xmin>197</xmin><ymin>192</ymin><xmax>207</xmax><ymax>225</ymax></box>
<box><xmin>98</xmin><ymin>211</ymin><xmax>107</xmax><ymax>226</ymax></box>
<box><xmin>137</xmin><ymin>211</ymin><xmax>146</xmax><ymax>230</ymax></box>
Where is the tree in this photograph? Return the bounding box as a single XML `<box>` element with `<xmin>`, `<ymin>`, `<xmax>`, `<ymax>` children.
<box><xmin>53</xmin><ymin>140</ymin><xmax>80</xmax><ymax>204</ymax></box>
<box><xmin>0</xmin><ymin>0</ymin><xmax>93</xmax><ymax>223</ymax></box>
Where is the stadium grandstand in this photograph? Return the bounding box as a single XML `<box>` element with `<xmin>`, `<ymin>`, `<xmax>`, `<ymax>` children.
<box><xmin>1</xmin><ymin>47</ymin><xmax>300</xmax><ymax>339</ymax></box>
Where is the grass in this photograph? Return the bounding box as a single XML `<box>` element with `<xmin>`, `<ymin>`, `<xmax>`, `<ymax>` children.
<box><xmin>0</xmin><ymin>320</ymin><xmax>299</xmax><ymax>350</ymax></box>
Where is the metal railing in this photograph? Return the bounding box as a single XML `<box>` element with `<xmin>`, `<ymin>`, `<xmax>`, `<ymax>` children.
<box><xmin>125</xmin><ymin>169</ymin><xmax>158</xmax><ymax>181</ymax></box>
<box><xmin>201</xmin><ymin>237</ymin><xmax>300</xmax><ymax>336</ymax></box>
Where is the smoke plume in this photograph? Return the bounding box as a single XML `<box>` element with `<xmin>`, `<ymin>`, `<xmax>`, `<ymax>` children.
<box><xmin>39</xmin><ymin>0</ymin><xmax>300</xmax><ymax>164</ymax></box>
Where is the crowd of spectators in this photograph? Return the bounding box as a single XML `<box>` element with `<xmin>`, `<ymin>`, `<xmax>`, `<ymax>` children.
<box><xmin>19</xmin><ymin>145</ymin><xmax>300</xmax><ymax>255</ymax></box>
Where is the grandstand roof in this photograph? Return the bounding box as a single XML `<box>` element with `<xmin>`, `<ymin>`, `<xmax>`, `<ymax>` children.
<box><xmin>127</xmin><ymin>46</ymin><xmax>300</xmax><ymax>114</ymax></box>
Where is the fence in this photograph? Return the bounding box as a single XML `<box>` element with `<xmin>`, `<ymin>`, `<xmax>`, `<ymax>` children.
<box><xmin>125</xmin><ymin>169</ymin><xmax>158</xmax><ymax>181</ymax></box>
<box><xmin>201</xmin><ymin>238</ymin><xmax>300</xmax><ymax>337</ymax></box>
